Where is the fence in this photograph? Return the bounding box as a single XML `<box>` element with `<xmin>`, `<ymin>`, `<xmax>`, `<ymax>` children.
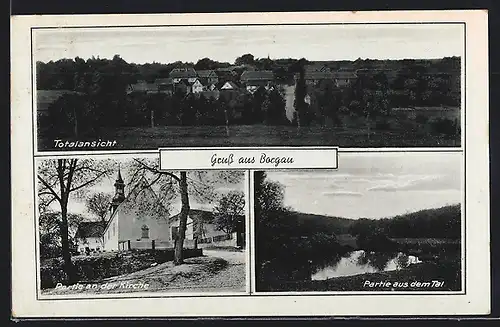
<box><xmin>119</xmin><ymin>239</ymin><xmax>196</xmax><ymax>251</ymax></box>
<box><xmin>197</xmin><ymin>232</ymin><xmax>239</xmax><ymax>248</ymax></box>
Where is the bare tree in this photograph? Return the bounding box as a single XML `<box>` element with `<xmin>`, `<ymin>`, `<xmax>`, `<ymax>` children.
<box><xmin>126</xmin><ymin>159</ymin><xmax>243</xmax><ymax>265</ymax></box>
<box><xmin>37</xmin><ymin>159</ymin><xmax>113</xmax><ymax>282</ymax></box>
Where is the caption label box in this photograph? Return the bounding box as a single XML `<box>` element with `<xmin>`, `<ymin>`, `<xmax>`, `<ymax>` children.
<box><xmin>159</xmin><ymin>147</ymin><xmax>338</xmax><ymax>170</ymax></box>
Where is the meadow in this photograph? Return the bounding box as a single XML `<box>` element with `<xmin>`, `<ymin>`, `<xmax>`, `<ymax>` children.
<box><xmin>39</xmin><ymin>123</ymin><xmax>460</xmax><ymax>151</ymax></box>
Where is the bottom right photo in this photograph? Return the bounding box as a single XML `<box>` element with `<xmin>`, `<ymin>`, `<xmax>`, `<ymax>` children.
<box><xmin>254</xmin><ymin>152</ymin><xmax>463</xmax><ymax>293</ymax></box>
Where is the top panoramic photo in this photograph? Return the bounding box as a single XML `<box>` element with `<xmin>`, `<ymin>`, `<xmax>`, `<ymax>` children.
<box><xmin>34</xmin><ymin>23</ymin><xmax>463</xmax><ymax>151</ymax></box>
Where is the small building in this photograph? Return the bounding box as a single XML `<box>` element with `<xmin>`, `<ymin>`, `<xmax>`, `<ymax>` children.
<box><xmin>191</xmin><ymin>79</ymin><xmax>205</xmax><ymax>94</ymax></box>
<box><xmin>220</xmin><ymin>81</ymin><xmax>239</xmax><ymax>91</ymax></box>
<box><xmin>155</xmin><ymin>78</ymin><xmax>175</xmax><ymax>94</ymax></box>
<box><xmin>332</xmin><ymin>71</ymin><xmax>358</xmax><ymax>87</ymax></box>
<box><xmin>175</xmin><ymin>79</ymin><xmax>192</xmax><ymax>94</ymax></box>
<box><xmin>169</xmin><ymin>209</ymin><xmax>245</xmax><ymax>248</ymax></box>
<box><xmin>240</xmin><ymin>70</ymin><xmax>275</xmax><ymax>87</ymax></box>
<box><xmin>215</xmin><ymin>67</ymin><xmax>238</xmax><ymax>81</ymax></box>
<box><xmin>75</xmin><ymin>221</ymin><xmax>106</xmax><ymax>254</ymax></box>
<box><xmin>127</xmin><ymin>80</ymin><xmax>159</xmax><ymax>94</ymax></box>
<box><xmin>170</xmin><ymin>67</ymin><xmax>198</xmax><ymax>84</ymax></box>
<box><xmin>197</xmin><ymin>70</ymin><xmax>219</xmax><ymax>85</ymax></box>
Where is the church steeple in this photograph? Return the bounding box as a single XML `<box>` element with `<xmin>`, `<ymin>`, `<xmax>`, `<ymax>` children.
<box><xmin>111</xmin><ymin>165</ymin><xmax>125</xmax><ymax>213</ymax></box>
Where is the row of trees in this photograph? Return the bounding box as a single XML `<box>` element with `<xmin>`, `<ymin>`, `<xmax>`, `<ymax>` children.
<box><xmin>349</xmin><ymin>204</ymin><xmax>461</xmax><ymax>240</ymax></box>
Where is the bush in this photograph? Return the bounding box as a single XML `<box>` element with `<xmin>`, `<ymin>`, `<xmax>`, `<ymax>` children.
<box><xmin>430</xmin><ymin>118</ymin><xmax>458</xmax><ymax>136</ymax></box>
<box><xmin>40</xmin><ymin>249</ymin><xmax>203</xmax><ymax>289</ymax></box>
<box><xmin>415</xmin><ymin>114</ymin><xmax>429</xmax><ymax>124</ymax></box>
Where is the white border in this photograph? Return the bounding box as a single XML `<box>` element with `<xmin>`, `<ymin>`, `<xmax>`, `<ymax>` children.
<box><xmin>11</xmin><ymin>10</ymin><xmax>490</xmax><ymax>317</ymax></box>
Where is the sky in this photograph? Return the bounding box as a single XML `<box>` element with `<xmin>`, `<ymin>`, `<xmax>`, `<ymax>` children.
<box><xmin>44</xmin><ymin>157</ymin><xmax>245</xmax><ymax>219</ymax></box>
<box><xmin>34</xmin><ymin>24</ymin><xmax>464</xmax><ymax>64</ymax></box>
<box><xmin>266</xmin><ymin>152</ymin><xmax>462</xmax><ymax>219</ymax></box>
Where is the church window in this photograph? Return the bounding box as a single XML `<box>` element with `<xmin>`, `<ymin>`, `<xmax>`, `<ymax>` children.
<box><xmin>113</xmin><ymin>223</ymin><xmax>116</xmax><ymax>236</ymax></box>
<box><xmin>141</xmin><ymin>225</ymin><xmax>149</xmax><ymax>239</ymax></box>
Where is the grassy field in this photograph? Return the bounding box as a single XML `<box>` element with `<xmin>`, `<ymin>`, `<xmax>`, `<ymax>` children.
<box><xmin>39</xmin><ymin>124</ymin><xmax>460</xmax><ymax>150</ymax></box>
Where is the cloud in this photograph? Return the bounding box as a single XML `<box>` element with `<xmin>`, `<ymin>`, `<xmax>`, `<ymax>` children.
<box><xmin>321</xmin><ymin>191</ymin><xmax>364</xmax><ymax>197</ymax></box>
<box><xmin>367</xmin><ymin>175</ymin><xmax>456</xmax><ymax>192</ymax></box>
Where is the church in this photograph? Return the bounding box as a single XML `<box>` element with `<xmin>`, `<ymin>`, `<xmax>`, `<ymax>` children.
<box><xmin>77</xmin><ymin>169</ymin><xmax>245</xmax><ymax>252</ymax></box>
<box><xmin>101</xmin><ymin>168</ymin><xmax>172</xmax><ymax>251</ymax></box>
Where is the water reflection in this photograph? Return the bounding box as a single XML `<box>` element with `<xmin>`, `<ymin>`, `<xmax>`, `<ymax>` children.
<box><xmin>311</xmin><ymin>250</ymin><xmax>421</xmax><ymax>281</ymax></box>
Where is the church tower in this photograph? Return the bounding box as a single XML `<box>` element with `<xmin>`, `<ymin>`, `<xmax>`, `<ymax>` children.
<box><xmin>111</xmin><ymin>166</ymin><xmax>125</xmax><ymax>213</ymax></box>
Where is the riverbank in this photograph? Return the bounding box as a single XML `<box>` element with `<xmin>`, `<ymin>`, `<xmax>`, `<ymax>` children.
<box><xmin>258</xmin><ymin>258</ymin><xmax>461</xmax><ymax>292</ymax></box>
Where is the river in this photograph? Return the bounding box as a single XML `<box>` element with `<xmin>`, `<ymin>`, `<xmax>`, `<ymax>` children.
<box><xmin>311</xmin><ymin>250</ymin><xmax>421</xmax><ymax>281</ymax></box>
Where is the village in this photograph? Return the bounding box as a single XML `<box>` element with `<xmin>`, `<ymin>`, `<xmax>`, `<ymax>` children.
<box><xmin>36</xmin><ymin>55</ymin><xmax>461</xmax><ymax>149</ymax></box>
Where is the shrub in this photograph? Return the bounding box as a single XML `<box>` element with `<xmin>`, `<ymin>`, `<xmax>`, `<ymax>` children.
<box><xmin>40</xmin><ymin>249</ymin><xmax>203</xmax><ymax>289</ymax></box>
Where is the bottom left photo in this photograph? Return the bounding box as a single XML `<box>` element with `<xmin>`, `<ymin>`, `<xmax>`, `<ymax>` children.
<box><xmin>36</xmin><ymin>156</ymin><xmax>248</xmax><ymax>297</ymax></box>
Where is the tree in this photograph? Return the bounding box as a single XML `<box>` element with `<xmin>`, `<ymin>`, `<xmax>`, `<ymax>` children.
<box><xmin>235</xmin><ymin>54</ymin><xmax>255</xmax><ymax>66</ymax></box>
<box><xmin>37</xmin><ymin>159</ymin><xmax>114</xmax><ymax>282</ymax></box>
<box><xmin>293</xmin><ymin>58</ymin><xmax>310</xmax><ymax>129</ymax></box>
<box><xmin>85</xmin><ymin>192</ymin><xmax>113</xmax><ymax>223</ymax></box>
<box><xmin>213</xmin><ymin>190</ymin><xmax>245</xmax><ymax>234</ymax></box>
<box><xmin>127</xmin><ymin>159</ymin><xmax>243</xmax><ymax>265</ymax></box>
<box><xmin>39</xmin><ymin>211</ymin><xmax>85</xmax><ymax>259</ymax></box>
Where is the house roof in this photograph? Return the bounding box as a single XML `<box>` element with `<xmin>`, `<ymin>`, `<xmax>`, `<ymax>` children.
<box><xmin>197</xmin><ymin>70</ymin><xmax>217</xmax><ymax>78</ymax></box>
<box><xmin>75</xmin><ymin>221</ymin><xmax>106</xmax><ymax>239</ymax></box>
<box><xmin>169</xmin><ymin>209</ymin><xmax>214</xmax><ymax>224</ymax></box>
<box><xmin>170</xmin><ymin>67</ymin><xmax>197</xmax><ymax>78</ymax></box>
<box><xmin>155</xmin><ymin>78</ymin><xmax>174</xmax><ymax>85</ymax></box>
<box><xmin>240</xmin><ymin>70</ymin><xmax>274</xmax><ymax>82</ymax></box>
<box><xmin>220</xmin><ymin>81</ymin><xmax>240</xmax><ymax>90</ymax></box>
<box><xmin>332</xmin><ymin>71</ymin><xmax>358</xmax><ymax>79</ymax></box>
<box><xmin>128</xmin><ymin>81</ymin><xmax>158</xmax><ymax>93</ymax></box>
<box><xmin>305</xmin><ymin>64</ymin><xmax>332</xmax><ymax>73</ymax></box>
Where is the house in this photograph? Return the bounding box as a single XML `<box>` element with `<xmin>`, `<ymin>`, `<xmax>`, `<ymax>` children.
<box><xmin>174</xmin><ymin>79</ymin><xmax>192</xmax><ymax>94</ymax></box>
<box><xmin>127</xmin><ymin>80</ymin><xmax>158</xmax><ymax>94</ymax></box>
<box><xmin>155</xmin><ymin>78</ymin><xmax>175</xmax><ymax>94</ymax></box>
<box><xmin>191</xmin><ymin>79</ymin><xmax>205</xmax><ymax>94</ymax></box>
<box><xmin>240</xmin><ymin>70</ymin><xmax>274</xmax><ymax>88</ymax></box>
<box><xmin>197</xmin><ymin>70</ymin><xmax>219</xmax><ymax>85</ymax></box>
<box><xmin>75</xmin><ymin>221</ymin><xmax>106</xmax><ymax>254</ymax></box>
<box><xmin>300</xmin><ymin>64</ymin><xmax>335</xmax><ymax>85</ymax></box>
<box><xmin>215</xmin><ymin>66</ymin><xmax>238</xmax><ymax>81</ymax></box>
<box><xmin>220</xmin><ymin>81</ymin><xmax>239</xmax><ymax>91</ymax></box>
<box><xmin>169</xmin><ymin>209</ymin><xmax>245</xmax><ymax>248</ymax></box>
<box><xmin>169</xmin><ymin>67</ymin><xmax>198</xmax><ymax>83</ymax></box>
<box><xmin>102</xmin><ymin>169</ymin><xmax>172</xmax><ymax>251</ymax></box>
<box><xmin>332</xmin><ymin>71</ymin><xmax>358</xmax><ymax>87</ymax></box>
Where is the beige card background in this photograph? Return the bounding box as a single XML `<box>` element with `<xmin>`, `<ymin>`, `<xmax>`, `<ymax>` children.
<box><xmin>11</xmin><ymin>10</ymin><xmax>489</xmax><ymax>317</ymax></box>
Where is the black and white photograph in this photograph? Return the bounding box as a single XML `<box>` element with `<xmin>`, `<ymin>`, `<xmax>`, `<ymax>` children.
<box><xmin>254</xmin><ymin>152</ymin><xmax>463</xmax><ymax>292</ymax></box>
<box><xmin>36</xmin><ymin>156</ymin><xmax>248</xmax><ymax>296</ymax></box>
<box><xmin>35</xmin><ymin>23</ymin><xmax>462</xmax><ymax>151</ymax></box>
<box><xmin>12</xmin><ymin>11</ymin><xmax>489</xmax><ymax>317</ymax></box>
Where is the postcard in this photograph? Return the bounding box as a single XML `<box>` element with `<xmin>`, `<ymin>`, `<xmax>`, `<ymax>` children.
<box><xmin>11</xmin><ymin>10</ymin><xmax>489</xmax><ymax>318</ymax></box>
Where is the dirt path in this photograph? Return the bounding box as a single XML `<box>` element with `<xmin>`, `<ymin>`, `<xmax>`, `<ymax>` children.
<box><xmin>42</xmin><ymin>249</ymin><xmax>247</xmax><ymax>295</ymax></box>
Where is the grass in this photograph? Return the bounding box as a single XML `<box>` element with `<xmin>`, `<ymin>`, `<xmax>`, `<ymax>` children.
<box><xmin>39</xmin><ymin>124</ymin><xmax>460</xmax><ymax>150</ymax></box>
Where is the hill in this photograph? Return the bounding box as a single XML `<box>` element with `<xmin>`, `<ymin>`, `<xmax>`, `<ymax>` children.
<box><xmin>283</xmin><ymin>204</ymin><xmax>461</xmax><ymax>239</ymax></box>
